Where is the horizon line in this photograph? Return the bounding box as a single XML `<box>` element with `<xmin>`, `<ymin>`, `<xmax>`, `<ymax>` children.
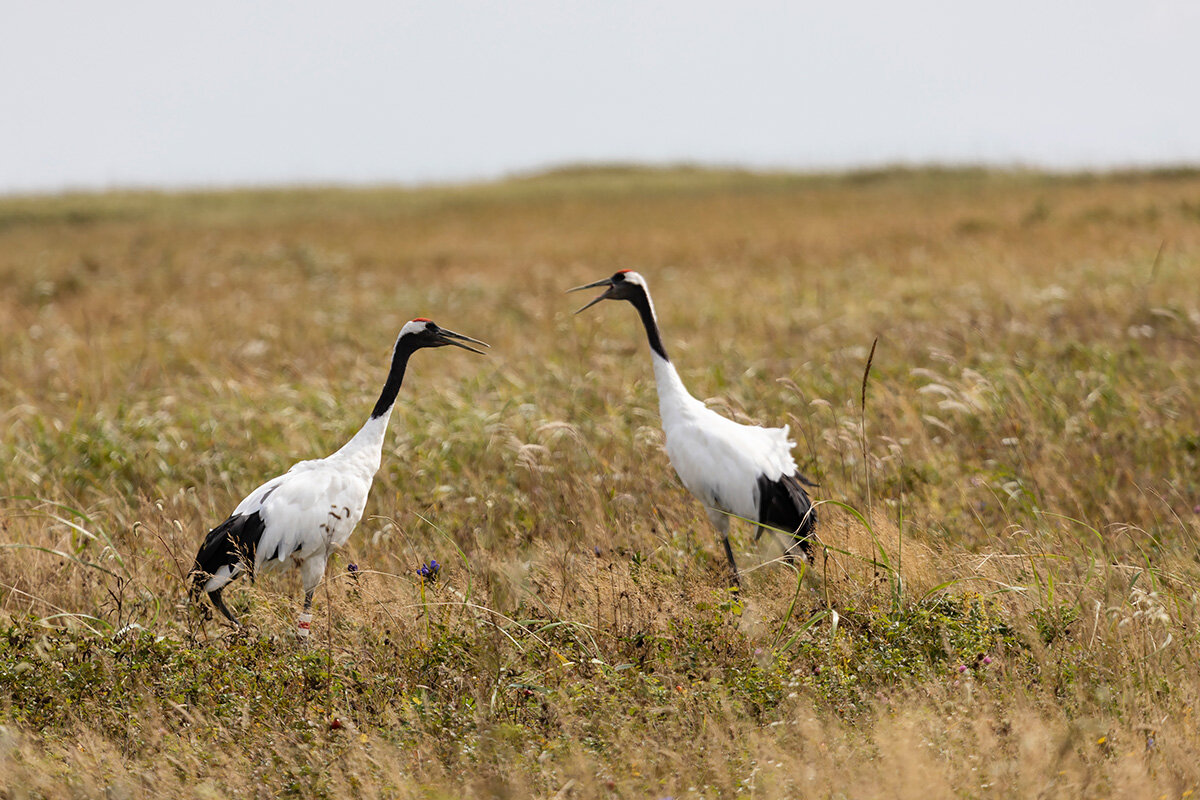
<box><xmin>4</xmin><ymin>157</ymin><xmax>1200</xmax><ymax>201</ymax></box>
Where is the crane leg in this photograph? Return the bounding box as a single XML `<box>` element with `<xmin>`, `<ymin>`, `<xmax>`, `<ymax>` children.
<box><xmin>300</xmin><ymin>554</ymin><xmax>326</xmax><ymax>613</ymax></box>
<box><xmin>294</xmin><ymin>591</ymin><xmax>316</xmax><ymax>640</ymax></box>
<box><xmin>208</xmin><ymin>588</ymin><xmax>241</xmax><ymax>627</ymax></box>
<box><xmin>706</xmin><ymin>508</ymin><xmax>741</xmax><ymax>590</ymax></box>
<box><xmin>721</xmin><ymin>535</ymin><xmax>741</xmax><ymax>590</ymax></box>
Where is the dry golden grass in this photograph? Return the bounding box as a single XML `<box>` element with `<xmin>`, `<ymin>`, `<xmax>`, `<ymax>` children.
<box><xmin>1</xmin><ymin>167</ymin><xmax>1199</xmax><ymax>798</ymax></box>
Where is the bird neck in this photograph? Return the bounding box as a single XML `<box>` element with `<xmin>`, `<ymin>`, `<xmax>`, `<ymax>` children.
<box><xmin>335</xmin><ymin>409</ymin><xmax>392</xmax><ymax>474</ymax></box>
<box><xmin>629</xmin><ymin>288</ymin><xmax>669</xmax><ymax>361</ymax></box>
<box><xmin>629</xmin><ymin>283</ymin><xmax>697</xmax><ymax>425</ymax></box>
<box><xmin>330</xmin><ymin>335</ymin><xmax>414</xmax><ymax>471</ymax></box>
<box><xmin>370</xmin><ymin>336</ymin><xmax>417</xmax><ymax>420</ymax></box>
<box><xmin>650</xmin><ymin>351</ymin><xmax>701</xmax><ymax>426</ymax></box>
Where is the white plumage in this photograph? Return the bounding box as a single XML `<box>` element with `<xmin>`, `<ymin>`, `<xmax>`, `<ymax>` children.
<box><xmin>191</xmin><ymin>318</ymin><xmax>487</xmax><ymax>626</ymax></box>
<box><xmin>654</xmin><ymin>356</ymin><xmax>795</xmax><ymax>514</ymax></box>
<box><xmin>195</xmin><ymin>429</ymin><xmax>381</xmax><ymax>602</ymax></box>
<box><xmin>571</xmin><ymin>270</ymin><xmax>817</xmax><ymax>587</ymax></box>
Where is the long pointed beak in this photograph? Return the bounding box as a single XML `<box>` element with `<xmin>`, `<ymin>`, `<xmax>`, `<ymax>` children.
<box><xmin>437</xmin><ymin>328</ymin><xmax>490</xmax><ymax>355</ymax></box>
<box><xmin>566</xmin><ymin>277</ymin><xmax>614</xmax><ymax>315</ymax></box>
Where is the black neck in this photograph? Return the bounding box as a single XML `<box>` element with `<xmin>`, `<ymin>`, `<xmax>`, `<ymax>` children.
<box><xmin>370</xmin><ymin>336</ymin><xmax>418</xmax><ymax>419</ymax></box>
<box><xmin>630</xmin><ymin>287</ymin><xmax>669</xmax><ymax>361</ymax></box>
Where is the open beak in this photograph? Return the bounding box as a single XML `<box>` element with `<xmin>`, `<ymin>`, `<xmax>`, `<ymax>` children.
<box><xmin>566</xmin><ymin>277</ymin><xmax>615</xmax><ymax>315</ymax></box>
<box><xmin>436</xmin><ymin>328</ymin><xmax>490</xmax><ymax>355</ymax></box>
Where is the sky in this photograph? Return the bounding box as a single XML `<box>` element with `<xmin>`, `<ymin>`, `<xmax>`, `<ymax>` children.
<box><xmin>2</xmin><ymin>1</ymin><xmax>1199</xmax><ymax>195</ymax></box>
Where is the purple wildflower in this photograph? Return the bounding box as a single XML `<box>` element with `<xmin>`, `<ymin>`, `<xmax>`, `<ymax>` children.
<box><xmin>417</xmin><ymin>559</ymin><xmax>441</xmax><ymax>582</ymax></box>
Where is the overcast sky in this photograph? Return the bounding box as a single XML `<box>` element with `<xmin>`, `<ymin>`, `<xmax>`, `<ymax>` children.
<box><xmin>2</xmin><ymin>2</ymin><xmax>1198</xmax><ymax>195</ymax></box>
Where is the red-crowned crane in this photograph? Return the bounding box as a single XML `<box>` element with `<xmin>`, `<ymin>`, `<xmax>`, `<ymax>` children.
<box><xmin>190</xmin><ymin>319</ymin><xmax>488</xmax><ymax>629</ymax></box>
<box><xmin>569</xmin><ymin>270</ymin><xmax>817</xmax><ymax>588</ymax></box>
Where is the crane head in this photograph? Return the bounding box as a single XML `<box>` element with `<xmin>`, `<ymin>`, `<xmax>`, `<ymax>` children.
<box><xmin>567</xmin><ymin>270</ymin><xmax>647</xmax><ymax>314</ymax></box>
<box><xmin>400</xmin><ymin>319</ymin><xmax>490</xmax><ymax>355</ymax></box>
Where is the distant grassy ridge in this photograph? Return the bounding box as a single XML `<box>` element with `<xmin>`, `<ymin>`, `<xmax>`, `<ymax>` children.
<box><xmin>4</xmin><ymin>163</ymin><xmax>1200</xmax><ymax>229</ymax></box>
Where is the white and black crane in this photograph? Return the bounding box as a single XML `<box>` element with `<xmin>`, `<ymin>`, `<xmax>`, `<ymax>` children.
<box><xmin>190</xmin><ymin>319</ymin><xmax>488</xmax><ymax>627</ymax></box>
<box><xmin>569</xmin><ymin>270</ymin><xmax>817</xmax><ymax>588</ymax></box>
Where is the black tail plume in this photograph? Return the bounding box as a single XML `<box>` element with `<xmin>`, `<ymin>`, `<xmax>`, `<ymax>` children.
<box><xmin>190</xmin><ymin>511</ymin><xmax>266</xmax><ymax>599</ymax></box>
<box><xmin>756</xmin><ymin>473</ymin><xmax>819</xmax><ymax>557</ymax></box>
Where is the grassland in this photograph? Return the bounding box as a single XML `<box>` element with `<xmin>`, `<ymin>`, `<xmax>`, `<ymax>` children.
<box><xmin>1</xmin><ymin>167</ymin><xmax>1198</xmax><ymax>798</ymax></box>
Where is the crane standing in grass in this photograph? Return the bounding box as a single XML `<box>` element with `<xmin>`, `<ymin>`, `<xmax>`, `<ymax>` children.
<box><xmin>569</xmin><ymin>270</ymin><xmax>817</xmax><ymax>588</ymax></box>
<box><xmin>191</xmin><ymin>319</ymin><xmax>488</xmax><ymax>629</ymax></box>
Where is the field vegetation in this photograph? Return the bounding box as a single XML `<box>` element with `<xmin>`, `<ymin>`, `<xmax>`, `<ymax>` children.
<box><xmin>1</xmin><ymin>167</ymin><xmax>1199</xmax><ymax>798</ymax></box>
